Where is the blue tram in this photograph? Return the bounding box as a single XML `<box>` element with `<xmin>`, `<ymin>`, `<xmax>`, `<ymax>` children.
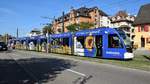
<box><xmin>13</xmin><ymin>27</ymin><xmax>134</xmax><ymax>59</ymax></box>
<box><xmin>74</xmin><ymin>28</ymin><xmax>133</xmax><ymax>59</ymax></box>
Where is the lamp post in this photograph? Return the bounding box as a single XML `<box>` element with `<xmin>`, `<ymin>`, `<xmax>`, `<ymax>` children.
<box><xmin>46</xmin><ymin>30</ymin><xmax>49</xmax><ymax>53</ymax></box>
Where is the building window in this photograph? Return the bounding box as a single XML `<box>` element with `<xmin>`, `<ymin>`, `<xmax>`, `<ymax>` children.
<box><xmin>144</xmin><ymin>25</ymin><xmax>149</xmax><ymax>32</ymax></box>
<box><xmin>95</xmin><ymin>10</ymin><xmax>97</xmax><ymax>13</ymax></box>
<box><xmin>95</xmin><ymin>15</ymin><xmax>97</xmax><ymax>17</ymax></box>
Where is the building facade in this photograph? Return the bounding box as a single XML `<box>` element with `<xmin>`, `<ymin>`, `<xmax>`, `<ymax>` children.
<box><xmin>133</xmin><ymin>3</ymin><xmax>150</xmax><ymax>50</ymax></box>
<box><xmin>52</xmin><ymin>6</ymin><xmax>109</xmax><ymax>33</ymax></box>
<box><xmin>110</xmin><ymin>11</ymin><xmax>135</xmax><ymax>43</ymax></box>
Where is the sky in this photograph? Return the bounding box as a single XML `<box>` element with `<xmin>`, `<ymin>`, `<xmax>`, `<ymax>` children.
<box><xmin>0</xmin><ymin>0</ymin><xmax>150</xmax><ymax>37</ymax></box>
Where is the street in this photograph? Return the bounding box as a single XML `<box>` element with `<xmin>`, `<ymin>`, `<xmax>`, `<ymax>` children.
<box><xmin>0</xmin><ymin>50</ymin><xmax>150</xmax><ymax>84</ymax></box>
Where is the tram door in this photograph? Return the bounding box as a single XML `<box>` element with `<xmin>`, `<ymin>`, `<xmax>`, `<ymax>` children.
<box><xmin>95</xmin><ymin>35</ymin><xmax>103</xmax><ymax>57</ymax></box>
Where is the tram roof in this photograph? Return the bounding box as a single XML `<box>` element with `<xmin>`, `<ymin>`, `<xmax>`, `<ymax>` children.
<box><xmin>75</xmin><ymin>27</ymin><xmax>118</xmax><ymax>36</ymax></box>
<box><xmin>29</xmin><ymin>35</ymin><xmax>46</xmax><ymax>40</ymax></box>
<box><xmin>50</xmin><ymin>32</ymin><xmax>72</xmax><ymax>38</ymax></box>
<box><xmin>16</xmin><ymin>37</ymin><xmax>30</xmax><ymax>41</ymax></box>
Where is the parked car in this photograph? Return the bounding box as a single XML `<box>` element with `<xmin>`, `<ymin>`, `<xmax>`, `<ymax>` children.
<box><xmin>0</xmin><ymin>42</ymin><xmax>8</xmax><ymax>51</ymax></box>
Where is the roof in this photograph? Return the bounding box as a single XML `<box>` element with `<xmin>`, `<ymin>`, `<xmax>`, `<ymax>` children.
<box><xmin>119</xmin><ymin>25</ymin><xmax>130</xmax><ymax>28</ymax></box>
<box><xmin>111</xmin><ymin>10</ymin><xmax>135</xmax><ymax>23</ymax></box>
<box><xmin>55</xmin><ymin>6</ymin><xmax>108</xmax><ymax>22</ymax></box>
<box><xmin>50</xmin><ymin>32</ymin><xmax>72</xmax><ymax>38</ymax></box>
<box><xmin>74</xmin><ymin>7</ymin><xmax>90</xmax><ymax>17</ymax></box>
<box><xmin>133</xmin><ymin>3</ymin><xmax>150</xmax><ymax>25</ymax></box>
<box><xmin>75</xmin><ymin>27</ymin><xmax>117</xmax><ymax>36</ymax></box>
<box><xmin>116</xmin><ymin>11</ymin><xmax>128</xmax><ymax>17</ymax></box>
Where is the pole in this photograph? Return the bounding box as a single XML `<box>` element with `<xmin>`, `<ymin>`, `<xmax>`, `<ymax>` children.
<box><xmin>62</xmin><ymin>11</ymin><xmax>65</xmax><ymax>33</ymax></box>
<box><xmin>46</xmin><ymin>30</ymin><xmax>49</xmax><ymax>53</ymax></box>
<box><xmin>5</xmin><ymin>34</ymin><xmax>8</xmax><ymax>44</ymax></box>
<box><xmin>17</xmin><ymin>28</ymin><xmax>18</xmax><ymax>38</ymax></box>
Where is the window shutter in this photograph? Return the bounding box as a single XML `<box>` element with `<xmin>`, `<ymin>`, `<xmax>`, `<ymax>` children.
<box><xmin>138</xmin><ymin>26</ymin><xmax>141</xmax><ymax>32</ymax></box>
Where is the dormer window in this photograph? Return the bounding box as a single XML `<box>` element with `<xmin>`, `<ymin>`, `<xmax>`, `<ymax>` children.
<box><xmin>126</xmin><ymin>16</ymin><xmax>130</xmax><ymax>20</ymax></box>
<box><xmin>117</xmin><ymin>16</ymin><xmax>120</xmax><ymax>20</ymax></box>
<box><xmin>112</xmin><ymin>17</ymin><xmax>115</xmax><ymax>21</ymax></box>
<box><xmin>131</xmin><ymin>17</ymin><xmax>134</xmax><ymax>21</ymax></box>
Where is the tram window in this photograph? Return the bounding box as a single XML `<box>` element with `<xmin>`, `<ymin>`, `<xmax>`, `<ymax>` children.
<box><xmin>51</xmin><ymin>38</ymin><xmax>62</xmax><ymax>46</ymax></box>
<box><xmin>29</xmin><ymin>40</ymin><xmax>36</xmax><ymax>45</ymax></box>
<box><xmin>40</xmin><ymin>39</ymin><xmax>47</xmax><ymax>44</ymax></box>
<box><xmin>76</xmin><ymin>36</ymin><xmax>85</xmax><ymax>48</ymax></box>
<box><xmin>108</xmin><ymin>34</ymin><xmax>123</xmax><ymax>48</ymax></box>
<box><xmin>63</xmin><ymin>38</ymin><xmax>69</xmax><ymax>46</ymax></box>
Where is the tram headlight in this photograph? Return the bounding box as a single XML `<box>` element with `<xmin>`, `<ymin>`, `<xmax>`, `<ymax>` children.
<box><xmin>124</xmin><ymin>52</ymin><xmax>134</xmax><ymax>59</ymax></box>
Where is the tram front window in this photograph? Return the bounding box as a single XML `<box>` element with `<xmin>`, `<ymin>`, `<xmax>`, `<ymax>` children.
<box><xmin>108</xmin><ymin>34</ymin><xmax>123</xmax><ymax>48</ymax></box>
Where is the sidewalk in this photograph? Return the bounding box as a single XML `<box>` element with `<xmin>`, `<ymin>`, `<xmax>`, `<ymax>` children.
<box><xmin>134</xmin><ymin>48</ymin><xmax>150</xmax><ymax>56</ymax></box>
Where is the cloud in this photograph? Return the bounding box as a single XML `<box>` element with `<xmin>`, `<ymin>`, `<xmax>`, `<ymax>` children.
<box><xmin>0</xmin><ymin>8</ymin><xmax>17</xmax><ymax>16</ymax></box>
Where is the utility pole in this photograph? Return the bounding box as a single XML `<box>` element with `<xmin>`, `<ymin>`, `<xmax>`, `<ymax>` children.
<box><xmin>46</xmin><ymin>30</ymin><xmax>49</xmax><ymax>53</ymax></box>
<box><xmin>62</xmin><ymin>11</ymin><xmax>65</xmax><ymax>33</ymax></box>
<box><xmin>5</xmin><ymin>34</ymin><xmax>8</xmax><ymax>44</ymax></box>
<box><xmin>17</xmin><ymin>28</ymin><xmax>19</xmax><ymax>38</ymax></box>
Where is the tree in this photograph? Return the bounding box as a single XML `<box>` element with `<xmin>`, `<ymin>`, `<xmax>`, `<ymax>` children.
<box><xmin>66</xmin><ymin>23</ymin><xmax>79</xmax><ymax>32</ymax></box>
<box><xmin>79</xmin><ymin>22</ymin><xmax>94</xmax><ymax>30</ymax></box>
<box><xmin>66</xmin><ymin>22</ymin><xmax>94</xmax><ymax>32</ymax></box>
<box><xmin>42</xmin><ymin>24</ymin><xmax>53</xmax><ymax>35</ymax></box>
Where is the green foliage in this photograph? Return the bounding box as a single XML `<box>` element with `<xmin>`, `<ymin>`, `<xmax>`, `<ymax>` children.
<box><xmin>79</xmin><ymin>22</ymin><xmax>94</xmax><ymax>30</ymax></box>
<box><xmin>42</xmin><ymin>24</ymin><xmax>53</xmax><ymax>35</ymax></box>
<box><xmin>66</xmin><ymin>22</ymin><xmax>94</xmax><ymax>32</ymax></box>
<box><xmin>66</xmin><ymin>23</ymin><xmax>79</xmax><ymax>32</ymax></box>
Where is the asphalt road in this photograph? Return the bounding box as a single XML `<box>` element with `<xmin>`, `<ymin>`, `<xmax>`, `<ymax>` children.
<box><xmin>0</xmin><ymin>50</ymin><xmax>150</xmax><ymax>84</ymax></box>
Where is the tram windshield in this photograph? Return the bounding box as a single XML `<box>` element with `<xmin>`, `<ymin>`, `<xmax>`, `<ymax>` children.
<box><xmin>115</xmin><ymin>28</ymin><xmax>131</xmax><ymax>47</ymax></box>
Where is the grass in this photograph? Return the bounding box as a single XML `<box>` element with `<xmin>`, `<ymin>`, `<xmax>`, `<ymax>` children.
<box><xmin>58</xmin><ymin>54</ymin><xmax>150</xmax><ymax>71</ymax></box>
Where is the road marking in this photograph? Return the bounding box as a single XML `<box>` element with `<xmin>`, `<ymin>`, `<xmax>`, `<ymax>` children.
<box><xmin>66</xmin><ymin>69</ymin><xmax>86</xmax><ymax>77</ymax></box>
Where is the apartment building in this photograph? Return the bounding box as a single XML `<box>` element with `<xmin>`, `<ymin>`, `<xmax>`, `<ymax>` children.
<box><xmin>110</xmin><ymin>11</ymin><xmax>135</xmax><ymax>42</ymax></box>
<box><xmin>52</xmin><ymin>6</ymin><xmax>109</xmax><ymax>33</ymax></box>
<box><xmin>133</xmin><ymin>3</ymin><xmax>150</xmax><ymax>50</ymax></box>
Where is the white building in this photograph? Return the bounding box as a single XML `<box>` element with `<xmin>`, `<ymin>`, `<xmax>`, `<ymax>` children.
<box><xmin>27</xmin><ymin>28</ymin><xmax>42</xmax><ymax>37</ymax></box>
<box><xmin>110</xmin><ymin>11</ymin><xmax>135</xmax><ymax>42</ymax></box>
<box><xmin>99</xmin><ymin>16</ymin><xmax>111</xmax><ymax>27</ymax></box>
